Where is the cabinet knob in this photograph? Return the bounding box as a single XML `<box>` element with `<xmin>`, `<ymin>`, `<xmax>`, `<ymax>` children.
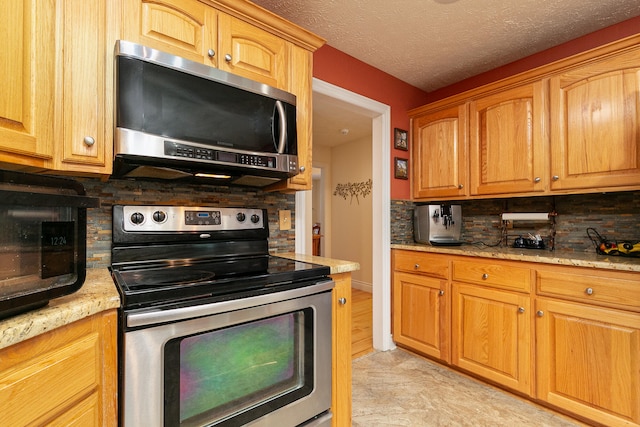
<box><xmin>518</xmin><ymin>306</ymin><xmax>525</xmax><ymax>313</ymax></box>
<box><xmin>537</xmin><ymin>310</ymin><xmax>544</xmax><ymax>317</ymax></box>
<box><xmin>438</xmin><ymin>289</ymin><xmax>444</xmax><ymax>296</ymax></box>
<box><xmin>482</xmin><ymin>273</ymin><xmax>489</xmax><ymax>280</ymax></box>
<box><xmin>299</xmin><ymin>166</ymin><xmax>305</xmax><ymax>173</ymax></box>
<box><xmin>414</xmin><ymin>264</ymin><xmax>420</xmax><ymax>270</ymax></box>
<box><xmin>338</xmin><ymin>297</ymin><xmax>347</xmax><ymax>305</ymax></box>
<box><xmin>534</xmin><ymin>177</ymin><xmax>541</xmax><ymax>183</ymax></box>
<box><xmin>207</xmin><ymin>49</ymin><xmax>215</xmax><ymax>58</ymax></box>
<box><xmin>458</xmin><ymin>184</ymin><xmax>464</xmax><ymax>189</ymax></box>
<box><xmin>585</xmin><ymin>287</ymin><xmax>594</xmax><ymax>295</ymax></box>
<box><xmin>83</xmin><ymin>136</ymin><xmax>95</xmax><ymax>146</ymax></box>
<box><xmin>552</xmin><ymin>175</ymin><xmax>559</xmax><ymax>181</ymax></box>
<box><xmin>224</xmin><ymin>53</ymin><xmax>232</xmax><ymax>62</ymax></box>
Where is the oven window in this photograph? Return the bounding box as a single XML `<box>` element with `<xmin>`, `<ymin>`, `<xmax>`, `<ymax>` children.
<box><xmin>164</xmin><ymin>309</ymin><xmax>314</xmax><ymax>427</ymax></box>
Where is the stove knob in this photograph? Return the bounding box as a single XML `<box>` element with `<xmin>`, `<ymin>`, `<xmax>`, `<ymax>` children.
<box><xmin>236</xmin><ymin>212</ymin><xmax>246</xmax><ymax>222</ymax></box>
<box><xmin>130</xmin><ymin>212</ymin><xmax>144</xmax><ymax>225</ymax></box>
<box><xmin>153</xmin><ymin>210</ymin><xmax>166</xmax><ymax>223</ymax></box>
<box><xmin>250</xmin><ymin>214</ymin><xmax>260</xmax><ymax>224</ymax></box>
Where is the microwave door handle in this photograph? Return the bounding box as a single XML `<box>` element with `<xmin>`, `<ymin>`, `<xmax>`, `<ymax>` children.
<box><xmin>274</xmin><ymin>100</ymin><xmax>287</xmax><ymax>154</ymax></box>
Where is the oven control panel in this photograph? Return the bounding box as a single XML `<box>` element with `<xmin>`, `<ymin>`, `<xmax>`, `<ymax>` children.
<box><xmin>121</xmin><ymin>206</ymin><xmax>265</xmax><ymax>232</ymax></box>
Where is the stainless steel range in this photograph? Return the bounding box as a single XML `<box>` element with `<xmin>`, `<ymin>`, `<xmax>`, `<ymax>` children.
<box><xmin>110</xmin><ymin>205</ymin><xmax>333</xmax><ymax>427</ymax></box>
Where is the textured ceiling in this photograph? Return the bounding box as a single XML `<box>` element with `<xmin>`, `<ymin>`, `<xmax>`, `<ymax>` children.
<box><xmin>252</xmin><ymin>0</ymin><xmax>640</xmax><ymax>93</ymax></box>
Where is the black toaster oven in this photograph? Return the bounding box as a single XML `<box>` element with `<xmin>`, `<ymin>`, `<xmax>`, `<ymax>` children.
<box><xmin>0</xmin><ymin>170</ymin><xmax>99</xmax><ymax>319</ymax></box>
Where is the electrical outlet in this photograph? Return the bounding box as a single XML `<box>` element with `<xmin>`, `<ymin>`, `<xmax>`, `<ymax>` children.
<box><xmin>279</xmin><ymin>210</ymin><xmax>291</xmax><ymax>230</ymax></box>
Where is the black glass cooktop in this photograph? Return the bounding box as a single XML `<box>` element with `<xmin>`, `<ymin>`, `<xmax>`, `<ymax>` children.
<box><xmin>111</xmin><ymin>255</ymin><xmax>330</xmax><ymax>308</ymax></box>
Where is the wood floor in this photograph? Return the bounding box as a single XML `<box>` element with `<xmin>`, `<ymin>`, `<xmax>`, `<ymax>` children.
<box><xmin>351</xmin><ymin>288</ymin><xmax>373</xmax><ymax>358</ymax></box>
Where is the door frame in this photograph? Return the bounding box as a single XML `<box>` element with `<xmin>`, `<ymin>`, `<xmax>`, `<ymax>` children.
<box><xmin>296</xmin><ymin>78</ymin><xmax>394</xmax><ymax>351</ymax></box>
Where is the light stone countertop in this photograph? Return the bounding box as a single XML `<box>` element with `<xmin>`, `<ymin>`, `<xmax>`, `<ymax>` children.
<box><xmin>0</xmin><ymin>268</ymin><xmax>120</xmax><ymax>350</ymax></box>
<box><xmin>392</xmin><ymin>243</ymin><xmax>640</xmax><ymax>273</ymax></box>
<box><xmin>274</xmin><ymin>252</ymin><xmax>360</xmax><ymax>274</ymax></box>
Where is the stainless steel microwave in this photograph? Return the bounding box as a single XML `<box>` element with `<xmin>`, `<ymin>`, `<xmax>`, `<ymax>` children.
<box><xmin>0</xmin><ymin>170</ymin><xmax>99</xmax><ymax>319</ymax></box>
<box><xmin>113</xmin><ymin>40</ymin><xmax>299</xmax><ymax>187</ymax></box>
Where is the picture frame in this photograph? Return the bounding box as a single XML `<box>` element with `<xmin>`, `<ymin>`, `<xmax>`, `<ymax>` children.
<box><xmin>394</xmin><ymin>128</ymin><xmax>408</xmax><ymax>151</ymax></box>
<box><xmin>394</xmin><ymin>157</ymin><xmax>408</xmax><ymax>180</ymax></box>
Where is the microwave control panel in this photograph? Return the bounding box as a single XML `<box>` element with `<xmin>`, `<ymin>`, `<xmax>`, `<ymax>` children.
<box><xmin>164</xmin><ymin>141</ymin><xmax>277</xmax><ymax>169</ymax></box>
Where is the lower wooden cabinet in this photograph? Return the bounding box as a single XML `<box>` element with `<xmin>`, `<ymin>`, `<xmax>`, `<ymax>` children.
<box><xmin>393</xmin><ymin>271</ymin><xmax>450</xmax><ymax>362</ymax></box>
<box><xmin>331</xmin><ymin>272</ymin><xmax>352</xmax><ymax>427</ymax></box>
<box><xmin>0</xmin><ymin>310</ymin><xmax>117</xmax><ymax>426</ymax></box>
<box><xmin>451</xmin><ymin>282</ymin><xmax>532</xmax><ymax>395</ymax></box>
<box><xmin>536</xmin><ymin>298</ymin><xmax>640</xmax><ymax>427</ymax></box>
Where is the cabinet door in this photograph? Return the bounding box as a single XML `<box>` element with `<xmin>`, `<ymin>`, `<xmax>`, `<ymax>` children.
<box><xmin>123</xmin><ymin>0</ymin><xmax>218</xmax><ymax>66</ymax></box>
<box><xmin>218</xmin><ymin>14</ymin><xmax>289</xmax><ymax>90</ymax></box>
<box><xmin>536</xmin><ymin>298</ymin><xmax>640</xmax><ymax>426</ymax></box>
<box><xmin>0</xmin><ymin>0</ymin><xmax>55</xmax><ymax>167</ymax></box>
<box><xmin>469</xmin><ymin>81</ymin><xmax>547</xmax><ymax>195</ymax></box>
<box><xmin>412</xmin><ymin>104</ymin><xmax>468</xmax><ymax>199</ymax></box>
<box><xmin>393</xmin><ymin>272</ymin><xmax>450</xmax><ymax>362</ymax></box>
<box><xmin>54</xmin><ymin>0</ymin><xmax>114</xmax><ymax>174</ymax></box>
<box><xmin>550</xmin><ymin>48</ymin><xmax>640</xmax><ymax>191</ymax></box>
<box><xmin>452</xmin><ymin>283</ymin><xmax>531</xmax><ymax>395</ymax></box>
<box><xmin>331</xmin><ymin>273</ymin><xmax>352</xmax><ymax>427</ymax></box>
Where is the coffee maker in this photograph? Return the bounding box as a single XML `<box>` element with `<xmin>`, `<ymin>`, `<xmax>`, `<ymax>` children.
<box><xmin>414</xmin><ymin>204</ymin><xmax>463</xmax><ymax>245</ymax></box>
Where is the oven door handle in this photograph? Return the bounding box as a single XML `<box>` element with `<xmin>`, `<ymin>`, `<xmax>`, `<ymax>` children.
<box><xmin>126</xmin><ymin>279</ymin><xmax>335</xmax><ymax>328</ymax></box>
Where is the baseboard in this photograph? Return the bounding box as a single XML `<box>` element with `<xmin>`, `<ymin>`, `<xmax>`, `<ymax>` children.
<box><xmin>352</xmin><ymin>279</ymin><xmax>372</xmax><ymax>293</ymax></box>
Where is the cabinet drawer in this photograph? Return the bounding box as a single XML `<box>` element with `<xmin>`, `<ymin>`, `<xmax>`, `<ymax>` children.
<box><xmin>537</xmin><ymin>268</ymin><xmax>640</xmax><ymax>311</ymax></box>
<box><xmin>452</xmin><ymin>259</ymin><xmax>531</xmax><ymax>292</ymax></box>
<box><xmin>394</xmin><ymin>250</ymin><xmax>449</xmax><ymax>279</ymax></box>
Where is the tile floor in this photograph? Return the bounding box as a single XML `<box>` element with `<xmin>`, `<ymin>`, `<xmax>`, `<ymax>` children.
<box><xmin>352</xmin><ymin>349</ymin><xmax>586</xmax><ymax>426</ymax></box>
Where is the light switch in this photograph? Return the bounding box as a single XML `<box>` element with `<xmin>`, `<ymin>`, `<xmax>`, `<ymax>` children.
<box><xmin>279</xmin><ymin>210</ymin><xmax>291</xmax><ymax>230</ymax></box>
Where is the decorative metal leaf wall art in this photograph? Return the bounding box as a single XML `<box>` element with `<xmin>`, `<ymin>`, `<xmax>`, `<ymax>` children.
<box><xmin>333</xmin><ymin>179</ymin><xmax>372</xmax><ymax>205</ymax></box>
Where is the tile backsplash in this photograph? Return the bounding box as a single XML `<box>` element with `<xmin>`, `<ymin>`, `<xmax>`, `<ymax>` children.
<box><xmin>391</xmin><ymin>191</ymin><xmax>640</xmax><ymax>254</ymax></box>
<box><xmin>80</xmin><ymin>178</ymin><xmax>295</xmax><ymax>268</ymax></box>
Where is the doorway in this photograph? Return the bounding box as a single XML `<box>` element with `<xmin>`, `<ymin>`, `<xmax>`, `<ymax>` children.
<box><xmin>295</xmin><ymin>78</ymin><xmax>394</xmax><ymax>351</ymax></box>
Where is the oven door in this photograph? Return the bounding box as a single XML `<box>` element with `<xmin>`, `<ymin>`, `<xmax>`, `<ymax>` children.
<box><xmin>121</xmin><ymin>280</ymin><xmax>333</xmax><ymax>427</ymax></box>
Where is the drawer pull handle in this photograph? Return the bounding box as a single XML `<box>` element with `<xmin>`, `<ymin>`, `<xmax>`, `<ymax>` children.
<box><xmin>518</xmin><ymin>306</ymin><xmax>525</xmax><ymax>313</ymax></box>
<box><xmin>414</xmin><ymin>264</ymin><xmax>420</xmax><ymax>269</ymax></box>
<box><xmin>585</xmin><ymin>287</ymin><xmax>594</xmax><ymax>295</ymax></box>
<box><xmin>338</xmin><ymin>297</ymin><xmax>347</xmax><ymax>305</ymax></box>
<box><xmin>438</xmin><ymin>290</ymin><xmax>444</xmax><ymax>296</ymax></box>
<box><xmin>537</xmin><ymin>310</ymin><xmax>544</xmax><ymax>317</ymax></box>
<box><xmin>482</xmin><ymin>273</ymin><xmax>489</xmax><ymax>280</ymax></box>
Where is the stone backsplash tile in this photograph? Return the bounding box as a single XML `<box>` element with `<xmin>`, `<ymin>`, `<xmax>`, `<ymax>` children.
<box><xmin>80</xmin><ymin>178</ymin><xmax>295</xmax><ymax>268</ymax></box>
<box><xmin>392</xmin><ymin>191</ymin><xmax>640</xmax><ymax>254</ymax></box>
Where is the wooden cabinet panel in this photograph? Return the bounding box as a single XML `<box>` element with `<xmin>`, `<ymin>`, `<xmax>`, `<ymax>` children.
<box><xmin>452</xmin><ymin>259</ymin><xmax>531</xmax><ymax>292</ymax></box>
<box><xmin>393</xmin><ymin>250</ymin><xmax>449</xmax><ymax>279</ymax></box>
<box><xmin>0</xmin><ymin>310</ymin><xmax>117</xmax><ymax>426</ymax></box>
<box><xmin>412</xmin><ymin>104</ymin><xmax>468</xmax><ymax>199</ymax></box>
<box><xmin>536</xmin><ymin>298</ymin><xmax>640</xmax><ymax>426</ymax></box>
<box><xmin>393</xmin><ymin>272</ymin><xmax>450</xmax><ymax>362</ymax></box>
<box><xmin>331</xmin><ymin>273</ymin><xmax>352</xmax><ymax>427</ymax></box>
<box><xmin>537</xmin><ymin>266</ymin><xmax>640</xmax><ymax>312</ymax></box>
<box><xmin>218</xmin><ymin>14</ymin><xmax>289</xmax><ymax>90</ymax></box>
<box><xmin>123</xmin><ymin>0</ymin><xmax>218</xmax><ymax>66</ymax></box>
<box><xmin>469</xmin><ymin>81</ymin><xmax>547</xmax><ymax>195</ymax></box>
<box><xmin>0</xmin><ymin>0</ymin><xmax>55</xmax><ymax>167</ymax></box>
<box><xmin>55</xmin><ymin>0</ymin><xmax>113</xmax><ymax>173</ymax></box>
<box><xmin>452</xmin><ymin>283</ymin><xmax>532</xmax><ymax>395</ymax></box>
<box><xmin>550</xmin><ymin>48</ymin><xmax>640</xmax><ymax>191</ymax></box>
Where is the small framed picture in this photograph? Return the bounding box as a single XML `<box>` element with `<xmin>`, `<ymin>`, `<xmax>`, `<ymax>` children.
<box><xmin>394</xmin><ymin>128</ymin><xmax>408</xmax><ymax>151</ymax></box>
<box><xmin>394</xmin><ymin>157</ymin><xmax>408</xmax><ymax>180</ymax></box>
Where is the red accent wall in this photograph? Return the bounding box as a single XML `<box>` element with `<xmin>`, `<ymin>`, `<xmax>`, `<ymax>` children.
<box><xmin>312</xmin><ymin>16</ymin><xmax>640</xmax><ymax>200</ymax></box>
<box><xmin>313</xmin><ymin>46</ymin><xmax>429</xmax><ymax>200</ymax></box>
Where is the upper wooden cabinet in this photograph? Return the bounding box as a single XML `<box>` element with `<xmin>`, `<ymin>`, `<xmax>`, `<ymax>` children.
<box><xmin>122</xmin><ymin>0</ymin><xmax>218</xmax><ymax>67</ymax></box>
<box><xmin>0</xmin><ymin>0</ymin><xmax>117</xmax><ymax>175</ymax></box>
<box><xmin>410</xmin><ymin>36</ymin><xmax>640</xmax><ymax>200</ymax></box>
<box><xmin>469</xmin><ymin>81</ymin><xmax>547</xmax><ymax>195</ymax></box>
<box><xmin>412</xmin><ymin>104</ymin><xmax>468</xmax><ymax>199</ymax></box>
<box><xmin>549</xmin><ymin>48</ymin><xmax>640</xmax><ymax>191</ymax></box>
<box><xmin>0</xmin><ymin>1</ymin><xmax>56</xmax><ymax>168</ymax></box>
